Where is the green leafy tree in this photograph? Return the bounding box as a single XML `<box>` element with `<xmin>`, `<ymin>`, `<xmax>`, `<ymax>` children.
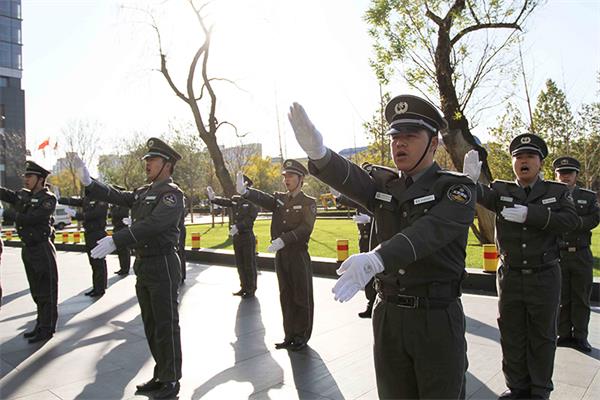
<box><xmin>97</xmin><ymin>134</ymin><xmax>147</xmax><ymax>190</ymax></box>
<box><xmin>532</xmin><ymin>79</ymin><xmax>575</xmax><ymax>154</ymax></box>
<box><xmin>574</xmin><ymin>102</ymin><xmax>600</xmax><ymax>188</ymax></box>
<box><xmin>243</xmin><ymin>156</ymin><xmax>281</xmax><ymax>194</ymax></box>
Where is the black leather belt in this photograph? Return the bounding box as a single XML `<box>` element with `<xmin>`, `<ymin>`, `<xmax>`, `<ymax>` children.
<box><xmin>507</xmin><ymin>263</ymin><xmax>556</xmax><ymax>275</ymax></box>
<box><xmin>135</xmin><ymin>246</ymin><xmax>177</xmax><ymax>258</ymax></box>
<box><xmin>560</xmin><ymin>245</ymin><xmax>589</xmax><ymax>253</ymax></box>
<box><xmin>377</xmin><ymin>294</ymin><xmax>456</xmax><ymax>309</ymax></box>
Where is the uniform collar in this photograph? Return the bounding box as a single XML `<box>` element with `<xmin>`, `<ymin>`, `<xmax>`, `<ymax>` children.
<box><xmin>151</xmin><ymin>177</ymin><xmax>173</xmax><ymax>190</ymax></box>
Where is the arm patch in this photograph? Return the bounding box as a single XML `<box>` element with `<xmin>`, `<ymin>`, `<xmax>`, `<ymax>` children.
<box><xmin>447</xmin><ymin>184</ymin><xmax>472</xmax><ymax>204</ymax></box>
<box><xmin>162</xmin><ymin>193</ymin><xmax>177</xmax><ymax>207</ymax></box>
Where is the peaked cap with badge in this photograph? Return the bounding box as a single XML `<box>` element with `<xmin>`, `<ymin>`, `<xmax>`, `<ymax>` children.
<box><xmin>282</xmin><ymin>159</ymin><xmax>308</xmax><ymax>177</ymax></box>
<box><xmin>385</xmin><ymin>94</ymin><xmax>448</xmax><ymax>136</ymax></box>
<box><xmin>141</xmin><ymin>137</ymin><xmax>182</xmax><ymax>163</ymax></box>
<box><xmin>509</xmin><ymin>133</ymin><xmax>548</xmax><ymax>159</ymax></box>
<box><xmin>552</xmin><ymin>156</ymin><xmax>580</xmax><ymax>173</ymax></box>
<box><xmin>23</xmin><ymin>160</ymin><xmax>51</xmax><ymax>178</ymax></box>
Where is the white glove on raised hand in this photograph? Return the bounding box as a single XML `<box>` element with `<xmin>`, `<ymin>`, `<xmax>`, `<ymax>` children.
<box><xmin>332</xmin><ymin>251</ymin><xmax>384</xmax><ymax>302</ymax></box>
<box><xmin>206</xmin><ymin>186</ymin><xmax>216</xmax><ymax>200</ymax></box>
<box><xmin>64</xmin><ymin>207</ymin><xmax>77</xmax><ymax>218</ymax></box>
<box><xmin>73</xmin><ymin>155</ymin><xmax>92</xmax><ymax>186</ymax></box>
<box><xmin>352</xmin><ymin>213</ymin><xmax>371</xmax><ymax>224</ymax></box>
<box><xmin>501</xmin><ymin>205</ymin><xmax>528</xmax><ymax>223</ymax></box>
<box><xmin>90</xmin><ymin>236</ymin><xmax>116</xmax><ymax>259</ymax></box>
<box><xmin>236</xmin><ymin>171</ymin><xmax>248</xmax><ymax>195</ymax></box>
<box><xmin>329</xmin><ymin>187</ymin><xmax>340</xmax><ymax>197</ymax></box>
<box><xmin>122</xmin><ymin>217</ymin><xmax>132</xmax><ymax>226</ymax></box>
<box><xmin>267</xmin><ymin>237</ymin><xmax>285</xmax><ymax>252</ymax></box>
<box><xmin>229</xmin><ymin>224</ymin><xmax>239</xmax><ymax>236</ymax></box>
<box><xmin>288</xmin><ymin>102</ymin><xmax>327</xmax><ymax>160</ymax></box>
<box><xmin>463</xmin><ymin>150</ymin><xmax>482</xmax><ymax>184</ymax></box>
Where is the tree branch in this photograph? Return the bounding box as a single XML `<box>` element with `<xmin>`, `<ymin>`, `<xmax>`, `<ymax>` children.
<box><xmin>451</xmin><ymin>22</ymin><xmax>521</xmax><ymax>46</ymax></box>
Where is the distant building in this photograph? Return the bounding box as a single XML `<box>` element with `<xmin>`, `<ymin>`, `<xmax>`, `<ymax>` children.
<box><xmin>339</xmin><ymin>146</ymin><xmax>368</xmax><ymax>159</ymax></box>
<box><xmin>52</xmin><ymin>152</ymin><xmax>78</xmax><ymax>175</ymax></box>
<box><xmin>0</xmin><ymin>0</ymin><xmax>25</xmax><ymax>189</ymax></box>
<box><xmin>221</xmin><ymin>143</ymin><xmax>262</xmax><ymax>170</ymax></box>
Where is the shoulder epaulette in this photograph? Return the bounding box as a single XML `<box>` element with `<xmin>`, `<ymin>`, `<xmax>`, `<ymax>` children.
<box><xmin>545</xmin><ymin>180</ymin><xmax>568</xmax><ymax>187</ymax></box>
<box><xmin>580</xmin><ymin>188</ymin><xmax>597</xmax><ymax>194</ymax></box>
<box><xmin>437</xmin><ymin>170</ymin><xmax>468</xmax><ymax>177</ymax></box>
<box><xmin>367</xmin><ymin>164</ymin><xmax>398</xmax><ymax>175</ymax></box>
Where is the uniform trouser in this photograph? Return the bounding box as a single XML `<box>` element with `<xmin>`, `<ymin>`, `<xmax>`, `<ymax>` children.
<box><xmin>372</xmin><ymin>297</ymin><xmax>467</xmax><ymax>399</ymax></box>
<box><xmin>497</xmin><ymin>263</ymin><xmax>561</xmax><ymax>397</ymax></box>
<box><xmin>558</xmin><ymin>248</ymin><xmax>593</xmax><ymax>339</ymax></box>
<box><xmin>84</xmin><ymin>230</ymin><xmax>107</xmax><ymax>292</ymax></box>
<box><xmin>364</xmin><ymin>278</ymin><xmax>376</xmax><ymax>309</ymax></box>
<box><xmin>134</xmin><ymin>253</ymin><xmax>182</xmax><ymax>382</ymax></box>
<box><xmin>21</xmin><ymin>240</ymin><xmax>58</xmax><ymax>334</ymax></box>
<box><xmin>233</xmin><ymin>233</ymin><xmax>257</xmax><ymax>293</ymax></box>
<box><xmin>116</xmin><ymin>246</ymin><xmax>131</xmax><ymax>273</ymax></box>
<box><xmin>275</xmin><ymin>246</ymin><xmax>313</xmax><ymax>343</ymax></box>
<box><xmin>178</xmin><ymin>245</ymin><xmax>186</xmax><ymax>281</ymax></box>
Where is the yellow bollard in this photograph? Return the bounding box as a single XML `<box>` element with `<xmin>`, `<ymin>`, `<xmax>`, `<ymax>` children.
<box><xmin>483</xmin><ymin>244</ymin><xmax>498</xmax><ymax>273</ymax></box>
<box><xmin>191</xmin><ymin>232</ymin><xmax>201</xmax><ymax>250</ymax></box>
<box><xmin>107</xmin><ymin>230</ymin><xmax>113</xmax><ymax>237</ymax></box>
<box><xmin>337</xmin><ymin>239</ymin><xmax>349</xmax><ymax>262</ymax></box>
<box><xmin>5</xmin><ymin>230</ymin><xmax>13</xmax><ymax>241</ymax></box>
<box><xmin>73</xmin><ymin>231</ymin><xmax>81</xmax><ymax>243</ymax></box>
<box><xmin>62</xmin><ymin>232</ymin><xmax>69</xmax><ymax>244</ymax></box>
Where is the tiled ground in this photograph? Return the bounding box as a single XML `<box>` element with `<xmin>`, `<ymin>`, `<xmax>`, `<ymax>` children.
<box><xmin>0</xmin><ymin>247</ymin><xmax>598</xmax><ymax>399</ymax></box>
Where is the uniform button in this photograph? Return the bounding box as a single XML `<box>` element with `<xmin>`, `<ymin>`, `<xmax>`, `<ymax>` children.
<box><xmin>424</xmin><ymin>209</ymin><xmax>428</xmax><ymax>213</ymax></box>
<box><xmin>522</xmin><ymin>243</ymin><xmax>527</xmax><ymax>248</ymax></box>
<box><xmin>379</xmin><ymin>204</ymin><xmax>383</xmax><ymax>209</ymax></box>
<box><xmin>523</xmin><ymin>227</ymin><xmax>527</xmax><ymax>231</ymax></box>
<box><xmin>286</xmin><ymin>209</ymin><xmax>289</xmax><ymax>212</ymax></box>
<box><xmin>398</xmin><ymin>269</ymin><xmax>406</xmax><ymax>275</ymax></box>
<box><xmin>283</xmin><ymin>220</ymin><xmax>286</xmax><ymax>224</ymax></box>
<box><xmin>523</xmin><ymin>260</ymin><xmax>528</xmax><ymax>265</ymax></box>
<box><xmin>402</xmin><ymin>212</ymin><xmax>407</xmax><ymax>217</ymax></box>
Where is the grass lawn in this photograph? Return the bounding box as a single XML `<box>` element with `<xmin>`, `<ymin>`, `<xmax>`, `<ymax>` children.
<box><xmin>186</xmin><ymin>218</ymin><xmax>600</xmax><ymax>275</ymax></box>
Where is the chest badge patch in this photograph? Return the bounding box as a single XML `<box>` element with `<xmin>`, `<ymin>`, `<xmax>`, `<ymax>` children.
<box><xmin>42</xmin><ymin>199</ymin><xmax>55</xmax><ymax>209</ymax></box>
<box><xmin>375</xmin><ymin>192</ymin><xmax>392</xmax><ymax>202</ymax></box>
<box><xmin>542</xmin><ymin>197</ymin><xmax>557</xmax><ymax>205</ymax></box>
<box><xmin>414</xmin><ymin>194</ymin><xmax>435</xmax><ymax>205</ymax></box>
<box><xmin>447</xmin><ymin>184</ymin><xmax>471</xmax><ymax>204</ymax></box>
<box><xmin>162</xmin><ymin>194</ymin><xmax>177</xmax><ymax>207</ymax></box>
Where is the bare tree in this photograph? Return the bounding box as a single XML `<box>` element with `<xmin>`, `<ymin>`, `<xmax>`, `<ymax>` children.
<box><xmin>61</xmin><ymin>119</ymin><xmax>102</xmax><ymax>195</ymax></box>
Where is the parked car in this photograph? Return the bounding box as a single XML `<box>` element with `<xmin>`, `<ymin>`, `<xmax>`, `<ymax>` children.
<box><xmin>53</xmin><ymin>204</ymin><xmax>72</xmax><ymax>230</ymax></box>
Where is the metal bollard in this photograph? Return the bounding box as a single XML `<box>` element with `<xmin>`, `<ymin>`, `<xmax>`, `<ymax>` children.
<box><xmin>62</xmin><ymin>232</ymin><xmax>69</xmax><ymax>244</ymax></box>
<box><xmin>483</xmin><ymin>244</ymin><xmax>498</xmax><ymax>273</ymax></box>
<box><xmin>191</xmin><ymin>232</ymin><xmax>201</xmax><ymax>250</ymax></box>
<box><xmin>73</xmin><ymin>231</ymin><xmax>81</xmax><ymax>243</ymax></box>
<box><xmin>337</xmin><ymin>239</ymin><xmax>349</xmax><ymax>262</ymax></box>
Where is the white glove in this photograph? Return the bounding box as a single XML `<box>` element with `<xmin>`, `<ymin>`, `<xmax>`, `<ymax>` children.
<box><xmin>501</xmin><ymin>205</ymin><xmax>528</xmax><ymax>224</ymax></box>
<box><xmin>90</xmin><ymin>236</ymin><xmax>116</xmax><ymax>259</ymax></box>
<box><xmin>267</xmin><ymin>237</ymin><xmax>285</xmax><ymax>252</ymax></box>
<box><xmin>122</xmin><ymin>217</ymin><xmax>132</xmax><ymax>226</ymax></box>
<box><xmin>229</xmin><ymin>224</ymin><xmax>239</xmax><ymax>236</ymax></box>
<box><xmin>463</xmin><ymin>150</ymin><xmax>482</xmax><ymax>184</ymax></box>
<box><xmin>332</xmin><ymin>251</ymin><xmax>384</xmax><ymax>302</ymax></box>
<box><xmin>0</xmin><ymin>207</ymin><xmax>4</xmax><ymax>220</ymax></box>
<box><xmin>72</xmin><ymin>155</ymin><xmax>92</xmax><ymax>186</ymax></box>
<box><xmin>329</xmin><ymin>187</ymin><xmax>340</xmax><ymax>197</ymax></box>
<box><xmin>64</xmin><ymin>207</ymin><xmax>77</xmax><ymax>217</ymax></box>
<box><xmin>352</xmin><ymin>213</ymin><xmax>371</xmax><ymax>224</ymax></box>
<box><xmin>288</xmin><ymin>102</ymin><xmax>327</xmax><ymax>160</ymax></box>
<box><xmin>236</xmin><ymin>171</ymin><xmax>247</xmax><ymax>195</ymax></box>
<box><xmin>206</xmin><ymin>186</ymin><xmax>216</xmax><ymax>200</ymax></box>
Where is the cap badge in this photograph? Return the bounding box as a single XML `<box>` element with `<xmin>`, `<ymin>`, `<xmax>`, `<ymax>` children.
<box><xmin>148</xmin><ymin>140</ymin><xmax>154</xmax><ymax>146</ymax></box>
<box><xmin>286</xmin><ymin>161</ymin><xmax>292</xmax><ymax>167</ymax></box>
<box><xmin>561</xmin><ymin>159</ymin><xmax>568</xmax><ymax>165</ymax></box>
<box><xmin>521</xmin><ymin>137</ymin><xmax>531</xmax><ymax>144</ymax></box>
<box><xmin>394</xmin><ymin>102</ymin><xmax>409</xmax><ymax>114</ymax></box>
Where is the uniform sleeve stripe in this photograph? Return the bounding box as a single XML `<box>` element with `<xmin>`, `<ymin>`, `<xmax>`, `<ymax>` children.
<box><xmin>291</xmin><ymin>231</ymin><xmax>298</xmax><ymax>241</ymax></box>
<box><xmin>399</xmin><ymin>233</ymin><xmax>417</xmax><ymax>261</ymax></box>
<box><xmin>128</xmin><ymin>227</ymin><xmax>138</xmax><ymax>242</ymax></box>
<box><xmin>342</xmin><ymin>158</ymin><xmax>351</xmax><ymax>185</ymax></box>
<box><xmin>541</xmin><ymin>209</ymin><xmax>551</xmax><ymax>230</ymax></box>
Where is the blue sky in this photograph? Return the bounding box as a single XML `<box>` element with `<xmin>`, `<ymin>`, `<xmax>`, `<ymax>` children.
<box><xmin>21</xmin><ymin>0</ymin><xmax>600</xmax><ymax>165</ymax></box>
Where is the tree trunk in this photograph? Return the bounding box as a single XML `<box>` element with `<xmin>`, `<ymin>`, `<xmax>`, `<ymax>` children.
<box><xmin>203</xmin><ymin>134</ymin><xmax>235</xmax><ymax>197</ymax></box>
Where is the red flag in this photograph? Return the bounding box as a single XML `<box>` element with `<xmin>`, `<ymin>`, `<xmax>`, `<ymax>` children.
<box><xmin>37</xmin><ymin>138</ymin><xmax>50</xmax><ymax>150</ymax></box>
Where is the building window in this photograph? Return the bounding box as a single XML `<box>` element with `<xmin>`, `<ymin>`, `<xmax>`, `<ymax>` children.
<box><xmin>0</xmin><ymin>77</ymin><xmax>8</xmax><ymax>87</ymax></box>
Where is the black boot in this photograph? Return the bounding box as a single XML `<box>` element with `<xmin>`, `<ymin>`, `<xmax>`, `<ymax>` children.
<box><xmin>154</xmin><ymin>381</ymin><xmax>180</xmax><ymax>399</ymax></box>
<box><xmin>275</xmin><ymin>339</ymin><xmax>293</xmax><ymax>349</ymax></box>
<box><xmin>135</xmin><ymin>378</ymin><xmax>162</xmax><ymax>392</ymax></box>
<box><xmin>23</xmin><ymin>328</ymin><xmax>38</xmax><ymax>338</ymax></box>
<box><xmin>358</xmin><ymin>306</ymin><xmax>373</xmax><ymax>319</ymax></box>
<box><xmin>28</xmin><ymin>331</ymin><xmax>53</xmax><ymax>344</ymax></box>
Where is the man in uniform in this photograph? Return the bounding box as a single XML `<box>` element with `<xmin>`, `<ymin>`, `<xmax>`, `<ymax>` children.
<box><xmin>463</xmin><ymin>135</ymin><xmax>578</xmax><ymax>399</ymax></box>
<box><xmin>207</xmin><ymin>175</ymin><xmax>259</xmax><ymax>298</ymax></box>
<box><xmin>553</xmin><ymin>156</ymin><xmax>599</xmax><ymax>353</ymax></box>
<box><xmin>332</xmin><ymin>185</ymin><xmax>377</xmax><ymax>318</ymax></box>
<box><xmin>0</xmin><ymin>161</ymin><xmax>58</xmax><ymax>343</ymax></box>
<box><xmin>108</xmin><ymin>184</ymin><xmax>132</xmax><ymax>276</ymax></box>
<box><xmin>59</xmin><ymin>190</ymin><xmax>109</xmax><ymax>296</ymax></box>
<box><xmin>74</xmin><ymin>138</ymin><xmax>184</xmax><ymax>399</ymax></box>
<box><xmin>288</xmin><ymin>95</ymin><xmax>476</xmax><ymax>399</ymax></box>
<box><xmin>237</xmin><ymin>161</ymin><xmax>317</xmax><ymax>352</ymax></box>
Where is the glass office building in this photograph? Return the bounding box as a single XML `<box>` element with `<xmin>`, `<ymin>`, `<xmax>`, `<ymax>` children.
<box><xmin>0</xmin><ymin>0</ymin><xmax>26</xmax><ymax>189</ymax></box>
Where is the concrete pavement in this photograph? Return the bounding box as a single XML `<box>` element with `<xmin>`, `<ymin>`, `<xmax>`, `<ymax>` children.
<box><xmin>0</xmin><ymin>247</ymin><xmax>599</xmax><ymax>399</ymax></box>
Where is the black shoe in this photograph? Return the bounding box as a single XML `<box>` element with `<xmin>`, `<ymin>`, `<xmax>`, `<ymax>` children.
<box><xmin>241</xmin><ymin>291</ymin><xmax>255</xmax><ymax>299</ymax></box>
<box><xmin>136</xmin><ymin>378</ymin><xmax>162</xmax><ymax>392</ymax></box>
<box><xmin>154</xmin><ymin>381</ymin><xmax>180</xmax><ymax>399</ymax></box>
<box><xmin>232</xmin><ymin>290</ymin><xmax>244</xmax><ymax>296</ymax></box>
<box><xmin>115</xmin><ymin>270</ymin><xmax>128</xmax><ymax>276</ymax></box>
<box><xmin>275</xmin><ymin>339</ymin><xmax>293</xmax><ymax>349</ymax></box>
<box><xmin>88</xmin><ymin>291</ymin><xmax>105</xmax><ymax>298</ymax></box>
<box><xmin>574</xmin><ymin>338</ymin><xmax>592</xmax><ymax>353</ymax></box>
<box><xmin>498</xmin><ymin>388</ymin><xmax>530</xmax><ymax>399</ymax></box>
<box><xmin>23</xmin><ymin>328</ymin><xmax>38</xmax><ymax>338</ymax></box>
<box><xmin>556</xmin><ymin>336</ymin><xmax>573</xmax><ymax>347</ymax></box>
<box><xmin>288</xmin><ymin>339</ymin><xmax>307</xmax><ymax>352</ymax></box>
<box><xmin>28</xmin><ymin>332</ymin><xmax>53</xmax><ymax>344</ymax></box>
<box><xmin>358</xmin><ymin>307</ymin><xmax>372</xmax><ymax>319</ymax></box>
<box><xmin>84</xmin><ymin>289</ymin><xmax>95</xmax><ymax>296</ymax></box>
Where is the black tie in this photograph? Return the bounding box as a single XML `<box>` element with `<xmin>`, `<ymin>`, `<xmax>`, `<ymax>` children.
<box><xmin>405</xmin><ymin>176</ymin><xmax>413</xmax><ymax>189</ymax></box>
<box><xmin>524</xmin><ymin>186</ymin><xmax>531</xmax><ymax>196</ymax></box>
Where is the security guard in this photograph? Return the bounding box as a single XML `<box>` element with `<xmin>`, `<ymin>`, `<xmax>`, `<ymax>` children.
<box><xmin>109</xmin><ymin>184</ymin><xmax>131</xmax><ymax>276</ymax></box>
<box><xmin>333</xmin><ymin>187</ymin><xmax>378</xmax><ymax>318</ymax></box>
<box><xmin>0</xmin><ymin>161</ymin><xmax>58</xmax><ymax>343</ymax></box>
<box><xmin>74</xmin><ymin>138</ymin><xmax>184</xmax><ymax>399</ymax></box>
<box><xmin>59</xmin><ymin>190</ymin><xmax>108</xmax><ymax>296</ymax></box>
<box><xmin>553</xmin><ymin>156</ymin><xmax>599</xmax><ymax>353</ymax></box>
<box><xmin>207</xmin><ymin>175</ymin><xmax>259</xmax><ymax>298</ymax></box>
<box><xmin>237</xmin><ymin>161</ymin><xmax>317</xmax><ymax>351</ymax></box>
<box><xmin>289</xmin><ymin>96</ymin><xmax>476</xmax><ymax>399</ymax></box>
<box><xmin>464</xmin><ymin>135</ymin><xmax>579</xmax><ymax>399</ymax></box>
